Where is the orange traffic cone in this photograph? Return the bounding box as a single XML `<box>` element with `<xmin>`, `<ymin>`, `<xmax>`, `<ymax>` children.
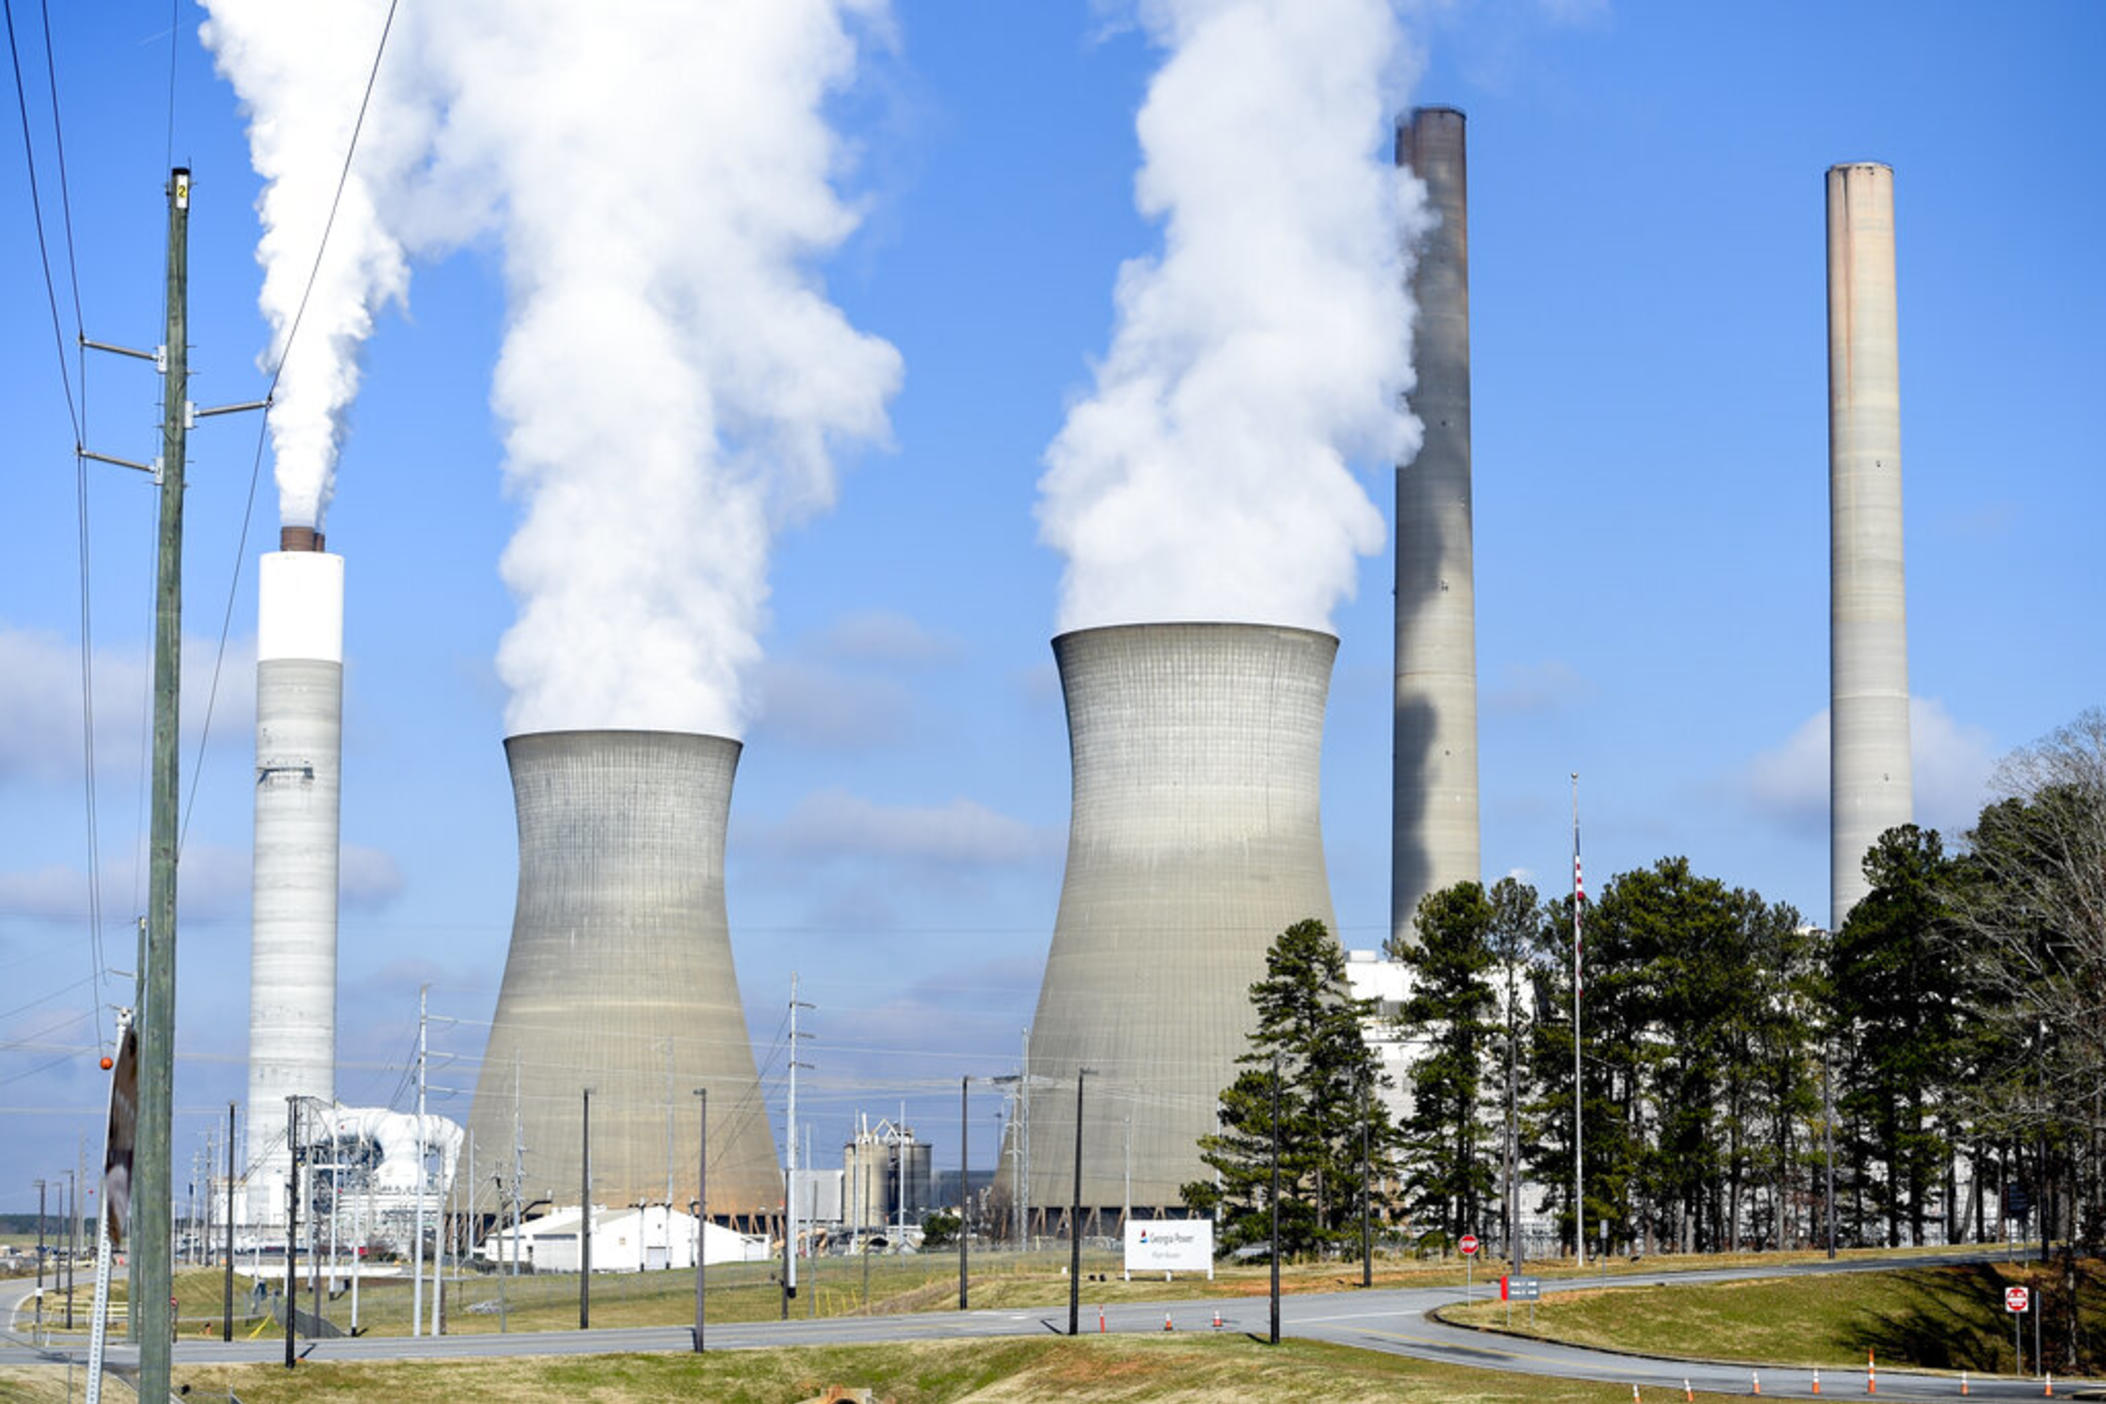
<box><xmin>2044</xmin><ymin>1371</ymin><xmax>2053</xmax><ymax>1396</ymax></box>
<box><xmin>1753</xmin><ymin>1370</ymin><xmax>1762</xmax><ymax>1395</ymax></box>
<box><xmin>1683</xmin><ymin>1379</ymin><xmax>1694</xmax><ymax>1401</ymax></box>
<box><xmin>1867</xmin><ymin>1348</ymin><xmax>1876</xmax><ymax>1395</ymax></box>
<box><xmin>1211</xmin><ymin>1308</ymin><xmax>1223</xmax><ymax>1330</ymax></box>
<box><xmin>1163</xmin><ymin>1312</ymin><xmax>1174</xmax><ymax>1332</ymax></box>
<box><xmin>1813</xmin><ymin>1367</ymin><xmax>1822</xmax><ymax>1394</ymax></box>
<box><xmin>1960</xmin><ymin>1370</ymin><xmax>1969</xmax><ymax>1395</ymax></box>
<box><xmin>1631</xmin><ymin>1386</ymin><xmax>1642</xmax><ymax>1403</ymax></box>
<box><xmin>1097</xmin><ymin>1305</ymin><xmax>1106</xmax><ymax>1334</ymax></box>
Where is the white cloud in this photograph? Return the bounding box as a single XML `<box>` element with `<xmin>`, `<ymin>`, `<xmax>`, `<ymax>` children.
<box><xmin>0</xmin><ymin>624</ymin><xmax>254</xmax><ymax>789</ymax></box>
<box><xmin>818</xmin><ymin>610</ymin><xmax>959</xmax><ymax>667</ymax></box>
<box><xmin>1486</xmin><ymin>659</ymin><xmax>1592</xmax><ymax>716</ymax></box>
<box><xmin>341</xmin><ymin>844</ymin><xmax>406</xmax><ymax>911</ymax></box>
<box><xmin>742</xmin><ymin>789</ymin><xmax>1059</xmax><ymax>868</ymax></box>
<box><xmin>751</xmin><ymin>659</ymin><xmax>914</xmax><ymax>751</ymax></box>
<box><xmin>1743</xmin><ymin>697</ymin><xmax>2000</xmax><ymax>837</ymax></box>
<box><xmin>0</xmin><ymin>841</ymin><xmax>252</xmax><ymax>926</ymax></box>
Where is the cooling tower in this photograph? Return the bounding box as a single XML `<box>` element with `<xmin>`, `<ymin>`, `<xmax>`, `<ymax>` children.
<box><xmin>1016</xmin><ymin>623</ymin><xmax>1338</xmax><ymax>1218</ymax></box>
<box><xmin>1827</xmin><ymin>162</ymin><xmax>1913</xmax><ymax>931</ymax></box>
<box><xmin>1392</xmin><ymin>106</ymin><xmax>1481</xmax><ymax>947</ymax></box>
<box><xmin>467</xmin><ymin>730</ymin><xmax>780</xmax><ymax>1219</ymax></box>
<box><xmin>245</xmin><ymin>530</ymin><xmax>343</xmax><ymax>1228</ymax></box>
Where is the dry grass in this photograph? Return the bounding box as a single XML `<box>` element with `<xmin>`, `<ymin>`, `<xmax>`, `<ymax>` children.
<box><xmin>161</xmin><ymin>1336</ymin><xmax>1755</xmax><ymax>1403</ymax></box>
<box><xmin>1443</xmin><ymin>1257</ymin><xmax>2106</xmax><ymax>1375</ymax></box>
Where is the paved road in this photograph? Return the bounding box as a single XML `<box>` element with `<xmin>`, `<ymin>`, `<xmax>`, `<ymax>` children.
<box><xmin>7</xmin><ymin>1252</ymin><xmax>2099</xmax><ymax>1401</ymax></box>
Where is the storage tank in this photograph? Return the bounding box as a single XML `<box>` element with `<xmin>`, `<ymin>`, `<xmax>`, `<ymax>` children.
<box><xmin>466</xmin><ymin>730</ymin><xmax>780</xmax><ymax>1217</ymax></box>
<box><xmin>1014</xmin><ymin>622</ymin><xmax>1338</xmax><ymax>1216</ymax></box>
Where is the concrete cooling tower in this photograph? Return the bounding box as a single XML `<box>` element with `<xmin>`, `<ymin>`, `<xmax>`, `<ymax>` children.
<box><xmin>1827</xmin><ymin>162</ymin><xmax>1913</xmax><ymax>931</ymax></box>
<box><xmin>246</xmin><ymin>528</ymin><xmax>343</xmax><ymax>1228</ymax></box>
<box><xmin>467</xmin><ymin>730</ymin><xmax>781</xmax><ymax>1222</ymax></box>
<box><xmin>1014</xmin><ymin>623</ymin><xmax>1338</xmax><ymax>1223</ymax></box>
<box><xmin>1392</xmin><ymin>106</ymin><xmax>1482</xmax><ymax>947</ymax></box>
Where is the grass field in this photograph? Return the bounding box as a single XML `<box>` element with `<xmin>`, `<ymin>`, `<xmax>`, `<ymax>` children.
<box><xmin>150</xmin><ymin>1336</ymin><xmax>1763</xmax><ymax>1403</ymax></box>
<box><xmin>22</xmin><ymin>1239</ymin><xmax>2014</xmax><ymax>1342</ymax></box>
<box><xmin>1444</xmin><ymin>1257</ymin><xmax>2106</xmax><ymax>1376</ymax></box>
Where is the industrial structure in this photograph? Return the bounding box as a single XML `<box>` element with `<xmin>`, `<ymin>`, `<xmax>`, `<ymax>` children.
<box><xmin>245</xmin><ymin>526</ymin><xmax>345</xmax><ymax>1228</ymax></box>
<box><xmin>842</xmin><ymin>1115</ymin><xmax>931</xmax><ymax>1242</ymax></box>
<box><xmin>1826</xmin><ymin>162</ymin><xmax>1914</xmax><ymax>930</ymax></box>
<box><xmin>466</xmin><ymin>730</ymin><xmax>781</xmax><ymax>1227</ymax></box>
<box><xmin>1392</xmin><ymin>106</ymin><xmax>1482</xmax><ymax>947</ymax></box>
<box><xmin>1012</xmin><ymin>622</ymin><xmax>1339</xmax><ymax>1226</ymax></box>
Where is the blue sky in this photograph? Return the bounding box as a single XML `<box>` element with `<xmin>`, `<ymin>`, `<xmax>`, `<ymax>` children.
<box><xmin>2</xmin><ymin>1</ymin><xmax>2101</xmax><ymax>1212</ymax></box>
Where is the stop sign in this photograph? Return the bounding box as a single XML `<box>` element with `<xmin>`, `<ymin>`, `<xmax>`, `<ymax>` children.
<box><xmin>1459</xmin><ymin>1234</ymin><xmax>1480</xmax><ymax>1256</ymax></box>
<box><xmin>2006</xmin><ymin>1285</ymin><xmax>2030</xmax><ymax>1313</ymax></box>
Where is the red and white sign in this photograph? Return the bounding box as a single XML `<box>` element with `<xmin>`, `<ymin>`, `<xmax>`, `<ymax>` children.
<box><xmin>2006</xmin><ymin>1286</ymin><xmax>2030</xmax><ymax>1314</ymax></box>
<box><xmin>1459</xmin><ymin>1234</ymin><xmax>1480</xmax><ymax>1257</ymax></box>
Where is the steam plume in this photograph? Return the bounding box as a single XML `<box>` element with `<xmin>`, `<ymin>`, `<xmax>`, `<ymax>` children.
<box><xmin>202</xmin><ymin>0</ymin><xmax>432</xmax><ymax>531</ymax></box>
<box><xmin>1038</xmin><ymin>0</ymin><xmax>1423</xmax><ymax>633</ymax></box>
<box><xmin>204</xmin><ymin>1</ymin><xmax>901</xmax><ymax>735</ymax></box>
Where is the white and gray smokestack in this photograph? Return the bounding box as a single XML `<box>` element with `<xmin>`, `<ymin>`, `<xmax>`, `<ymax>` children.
<box><xmin>1827</xmin><ymin>162</ymin><xmax>1913</xmax><ymax>931</ymax></box>
<box><xmin>1392</xmin><ymin>106</ymin><xmax>1481</xmax><ymax>946</ymax></box>
<box><xmin>245</xmin><ymin>527</ymin><xmax>344</xmax><ymax>1227</ymax></box>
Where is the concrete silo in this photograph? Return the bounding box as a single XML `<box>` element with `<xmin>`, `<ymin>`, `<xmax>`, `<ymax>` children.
<box><xmin>1827</xmin><ymin>162</ymin><xmax>1913</xmax><ymax>931</ymax></box>
<box><xmin>466</xmin><ymin>730</ymin><xmax>780</xmax><ymax>1223</ymax></box>
<box><xmin>245</xmin><ymin>527</ymin><xmax>343</xmax><ymax>1228</ymax></box>
<box><xmin>1392</xmin><ymin>106</ymin><xmax>1482</xmax><ymax>948</ymax></box>
<box><xmin>1015</xmin><ymin>623</ymin><xmax>1338</xmax><ymax>1225</ymax></box>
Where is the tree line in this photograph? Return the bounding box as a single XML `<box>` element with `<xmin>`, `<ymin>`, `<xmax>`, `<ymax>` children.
<box><xmin>1188</xmin><ymin>710</ymin><xmax>2104</xmax><ymax>1299</ymax></box>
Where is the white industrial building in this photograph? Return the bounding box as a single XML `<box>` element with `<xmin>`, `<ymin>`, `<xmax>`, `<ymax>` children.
<box><xmin>476</xmin><ymin>1204</ymin><xmax>769</xmax><ymax>1273</ymax></box>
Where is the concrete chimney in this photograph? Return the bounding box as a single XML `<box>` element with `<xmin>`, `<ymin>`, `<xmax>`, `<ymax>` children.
<box><xmin>1013</xmin><ymin>623</ymin><xmax>1337</xmax><ymax>1221</ymax></box>
<box><xmin>1392</xmin><ymin>106</ymin><xmax>1482</xmax><ymax>947</ymax></box>
<box><xmin>245</xmin><ymin>546</ymin><xmax>344</xmax><ymax>1227</ymax></box>
<box><xmin>467</xmin><ymin>730</ymin><xmax>781</xmax><ymax>1220</ymax></box>
<box><xmin>1827</xmin><ymin>162</ymin><xmax>1913</xmax><ymax>931</ymax></box>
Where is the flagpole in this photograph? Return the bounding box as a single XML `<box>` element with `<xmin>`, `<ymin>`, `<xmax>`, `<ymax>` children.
<box><xmin>1571</xmin><ymin>772</ymin><xmax>1584</xmax><ymax>1270</ymax></box>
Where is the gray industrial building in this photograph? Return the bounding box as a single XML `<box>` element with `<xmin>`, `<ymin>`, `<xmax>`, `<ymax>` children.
<box><xmin>1392</xmin><ymin>106</ymin><xmax>1483</xmax><ymax>948</ymax></box>
<box><xmin>466</xmin><ymin>730</ymin><xmax>781</xmax><ymax>1225</ymax></box>
<box><xmin>1826</xmin><ymin>162</ymin><xmax>1913</xmax><ymax>930</ymax></box>
<box><xmin>1011</xmin><ymin>622</ymin><xmax>1338</xmax><ymax>1226</ymax></box>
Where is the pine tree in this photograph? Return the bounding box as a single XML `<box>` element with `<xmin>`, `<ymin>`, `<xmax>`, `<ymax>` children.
<box><xmin>1392</xmin><ymin>882</ymin><xmax>1498</xmax><ymax>1240</ymax></box>
<box><xmin>1182</xmin><ymin>919</ymin><xmax>1399</xmax><ymax>1257</ymax></box>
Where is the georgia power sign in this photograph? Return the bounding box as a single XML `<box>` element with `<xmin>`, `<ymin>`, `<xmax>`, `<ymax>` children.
<box><xmin>1123</xmin><ymin>1218</ymin><xmax>1214</xmax><ymax>1274</ymax></box>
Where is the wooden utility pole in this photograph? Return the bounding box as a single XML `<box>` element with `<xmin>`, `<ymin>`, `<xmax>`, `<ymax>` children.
<box><xmin>133</xmin><ymin>165</ymin><xmax>191</xmax><ymax>1404</ymax></box>
<box><xmin>580</xmin><ymin>1088</ymin><xmax>593</xmax><ymax>1329</ymax></box>
<box><xmin>1067</xmin><ymin>1070</ymin><xmax>1085</xmax><ymax>1337</ymax></box>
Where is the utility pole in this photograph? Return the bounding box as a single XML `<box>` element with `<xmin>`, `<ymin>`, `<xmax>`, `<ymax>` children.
<box><xmin>1361</xmin><ymin>1073</ymin><xmax>1374</xmax><ymax>1289</ymax></box>
<box><xmin>692</xmin><ymin>1086</ymin><xmax>707</xmax><ymax>1353</ymax></box>
<box><xmin>959</xmin><ymin>1076</ymin><xmax>970</xmax><ymax>1310</ymax></box>
<box><xmin>223</xmin><ymin>1103</ymin><xmax>234</xmax><ymax>1340</ymax></box>
<box><xmin>1067</xmin><ymin>1069</ymin><xmax>1086</xmax><ymax>1337</ymax></box>
<box><xmin>1019</xmin><ymin>1027</ymin><xmax>1030</xmax><ymax>1247</ymax></box>
<box><xmin>283</xmin><ymin>1097</ymin><xmax>299</xmax><ymax>1370</ymax></box>
<box><xmin>1824</xmin><ymin>1038</ymin><xmax>1837</xmax><ymax>1259</ymax></box>
<box><xmin>1269</xmin><ymin>1052</ymin><xmax>1281</xmax><ymax>1346</ymax></box>
<box><xmin>413</xmin><ymin>985</ymin><xmax>429</xmax><ymax>1335</ymax></box>
<box><xmin>34</xmin><ymin>1180</ymin><xmax>46</xmax><ymax>1344</ymax></box>
<box><xmin>133</xmin><ymin>164</ymin><xmax>190</xmax><ymax>1404</ymax></box>
<box><xmin>1507</xmin><ymin>943</ymin><xmax>1522</xmax><ymax>1278</ymax></box>
<box><xmin>783</xmin><ymin>974</ymin><xmax>814</xmax><ymax>1320</ymax></box>
<box><xmin>580</xmin><ymin>1087</ymin><xmax>593</xmax><ymax>1330</ymax></box>
<box><xmin>512</xmin><ymin>1051</ymin><xmax>524</xmax><ymax>1279</ymax></box>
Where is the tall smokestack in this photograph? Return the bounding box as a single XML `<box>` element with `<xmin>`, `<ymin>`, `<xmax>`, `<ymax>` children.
<box><xmin>1827</xmin><ymin>162</ymin><xmax>1913</xmax><ymax>931</ymax></box>
<box><xmin>467</xmin><ymin>730</ymin><xmax>780</xmax><ymax>1218</ymax></box>
<box><xmin>1392</xmin><ymin>106</ymin><xmax>1481</xmax><ymax>946</ymax></box>
<box><xmin>245</xmin><ymin>541</ymin><xmax>344</xmax><ymax>1226</ymax></box>
<box><xmin>1015</xmin><ymin>623</ymin><xmax>1338</xmax><ymax>1218</ymax></box>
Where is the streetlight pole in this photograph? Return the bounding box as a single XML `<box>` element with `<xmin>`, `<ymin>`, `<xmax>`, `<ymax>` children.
<box><xmin>703</xmin><ymin>1086</ymin><xmax>720</xmax><ymax>1347</ymax></box>
<box><xmin>283</xmin><ymin>1097</ymin><xmax>299</xmax><ymax>1370</ymax></box>
<box><xmin>1067</xmin><ymin>1069</ymin><xmax>1087</xmax><ymax>1336</ymax></box>
<box><xmin>1269</xmin><ymin>1052</ymin><xmax>1281</xmax><ymax>1346</ymax></box>
<box><xmin>579</xmin><ymin>1088</ymin><xmax>593</xmax><ymax>1330</ymax></box>
<box><xmin>958</xmin><ymin>1077</ymin><xmax>970</xmax><ymax>1311</ymax></box>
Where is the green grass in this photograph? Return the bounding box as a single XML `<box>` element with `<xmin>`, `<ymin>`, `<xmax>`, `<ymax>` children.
<box><xmin>153</xmin><ymin>1336</ymin><xmax>1768</xmax><ymax>1403</ymax></box>
<box><xmin>1444</xmin><ymin>1257</ymin><xmax>2106</xmax><ymax>1376</ymax></box>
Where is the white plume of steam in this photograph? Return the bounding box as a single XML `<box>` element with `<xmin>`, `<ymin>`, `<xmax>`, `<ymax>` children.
<box><xmin>202</xmin><ymin>0</ymin><xmax>434</xmax><ymax>531</ymax></box>
<box><xmin>203</xmin><ymin>1</ymin><xmax>901</xmax><ymax>736</ymax></box>
<box><xmin>425</xmin><ymin>0</ymin><xmax>902</xmax><ymax>738</ymax></box>
<box><xmin>1038</xmin><ymin>0</ymin><xmax>1424</xmax><ymax>633</ymax></box>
